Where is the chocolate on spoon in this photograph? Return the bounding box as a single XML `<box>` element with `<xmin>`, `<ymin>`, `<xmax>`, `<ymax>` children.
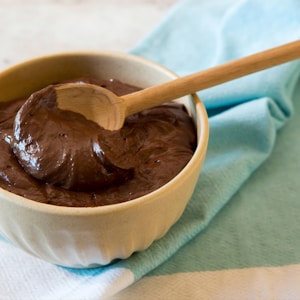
<box><xmin>12</xmin><ymin>85</ymin><xmax>134</xmax><ymax>191</ymax></box>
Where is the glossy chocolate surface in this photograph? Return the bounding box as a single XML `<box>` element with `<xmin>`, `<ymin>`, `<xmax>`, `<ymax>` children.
<box><xmin>0</xmin><ymin>79</ymin><xmax>196</xmax><ymax>207</ymax></box>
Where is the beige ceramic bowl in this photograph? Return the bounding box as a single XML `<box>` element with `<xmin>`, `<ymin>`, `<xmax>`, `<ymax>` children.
<box><xmin>0</xmin><ymin>52</ymin><xmax>209</xmax><ymax>268</ymax></box>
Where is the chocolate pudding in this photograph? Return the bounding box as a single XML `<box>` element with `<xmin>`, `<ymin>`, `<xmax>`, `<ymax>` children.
<box><xmin>0</xmin><ymin>79</ymin><xmax>197</xmax><ymax>207</ymax></box>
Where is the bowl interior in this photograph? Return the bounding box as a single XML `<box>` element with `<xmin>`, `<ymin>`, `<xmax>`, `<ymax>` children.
<box><xmin>0</xmin><ymin>51</ymin><xmax>208</xmax><ymax>214</ymax></box>
<box><xmin>0</xmin><ymin>52</ymin><xmax>185</xmax><ymax>101</ymax></box>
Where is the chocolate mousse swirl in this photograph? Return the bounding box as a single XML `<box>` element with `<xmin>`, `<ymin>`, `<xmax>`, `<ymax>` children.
<box><xmin>12</xmin><ymin>84</ymin><xmax>134</xmax><ymax>191</ymax></box>
<box><xmin>0</xmin><ymin>78</ymin><xmax>196</xmax><ymax>207</ymax></box>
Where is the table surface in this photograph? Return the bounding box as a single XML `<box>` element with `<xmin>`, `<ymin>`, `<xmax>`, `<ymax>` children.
<box><xmin>0</xmin><ymin>0</ymin><xmax>177</xmax><ymax>71</ymax></box>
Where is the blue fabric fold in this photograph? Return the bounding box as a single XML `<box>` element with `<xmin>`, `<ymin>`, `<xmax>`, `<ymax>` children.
<box><xmin>126</xmin><ymin>0</ymin><xmax>300</xmax><ymax>283</ymax></box>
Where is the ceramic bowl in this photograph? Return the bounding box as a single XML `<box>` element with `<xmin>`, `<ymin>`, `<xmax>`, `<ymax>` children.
<box><xmin>0</xmin><ymin>52</ymin><xmax>209</xmax><ymax>268</ymax></box>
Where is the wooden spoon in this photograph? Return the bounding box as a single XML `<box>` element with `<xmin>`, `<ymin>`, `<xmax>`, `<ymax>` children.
<box><xmin>55</xmin><ymin>40</ymin><xmax>300</xmax><ymax>130</ymax></box>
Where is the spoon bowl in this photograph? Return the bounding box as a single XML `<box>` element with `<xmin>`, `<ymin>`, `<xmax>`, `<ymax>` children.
<box><xmin>55</xmin><ymin>82</ymin><xmax>127</xmax><ymax>131</ymax></box>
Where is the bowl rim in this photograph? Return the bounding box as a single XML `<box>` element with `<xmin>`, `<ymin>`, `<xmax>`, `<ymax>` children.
<box><xmin>0</xmin><ymin>51</ymin><xmax>209</xmax><ymax>216</ymax></box>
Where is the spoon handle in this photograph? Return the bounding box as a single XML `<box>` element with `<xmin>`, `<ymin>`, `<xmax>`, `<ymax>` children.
<box><xmin>123</xmin><ymin>40</ymin><xmax>300</xmax><ymax>115</ymax></box>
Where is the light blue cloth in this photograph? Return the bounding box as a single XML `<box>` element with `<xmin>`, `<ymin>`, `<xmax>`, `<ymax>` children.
<box><xmin>124</xmin><ymin>0</ymin><xmax>300</xmax><ymax>281</ymax></box>
<box><xmin>1</xmin><ymin>0</ymin><xmax>300</xmax><ymax>299</ymax></box>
